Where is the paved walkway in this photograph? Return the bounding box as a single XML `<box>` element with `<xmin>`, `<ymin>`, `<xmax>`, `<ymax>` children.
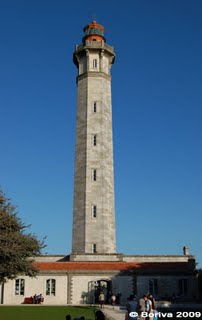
<box><xmin>103</xmin><ymin>305</ymin><xmax>126</xmax><ymax>320</ymax></box>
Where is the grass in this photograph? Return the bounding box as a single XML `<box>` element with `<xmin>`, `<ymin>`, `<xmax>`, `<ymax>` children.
<box><xmin>0</xmin><ymin>306</ymin><xmax>97</xmax><ymax>320</ymax></box>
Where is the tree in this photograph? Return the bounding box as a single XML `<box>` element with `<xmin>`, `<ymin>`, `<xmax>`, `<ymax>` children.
<box><xmin>0</xmin><ymin>189</ymin><xmax>45</xmax><ymax>284</ymax></box>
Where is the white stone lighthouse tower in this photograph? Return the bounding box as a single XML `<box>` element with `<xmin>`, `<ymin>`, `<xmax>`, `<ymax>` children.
<box><xmin>72</xmin><ymin>21</ymin><xmax>116</xmax><ymax>255</ymax></box>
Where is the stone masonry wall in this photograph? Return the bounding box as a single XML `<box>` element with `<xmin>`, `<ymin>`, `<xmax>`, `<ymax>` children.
<box><xmin>72</xmin><ymin>42</ymin><xmax>116</xmax><ymax>254</ymax></box>
<box><xmin>3</xmin><ymin>274</ymin><xmax>68</xmax><ymax>305</ymax></box>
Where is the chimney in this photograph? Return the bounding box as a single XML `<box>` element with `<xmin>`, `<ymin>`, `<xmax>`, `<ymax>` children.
<box><xmin>183</xmin><ymin>246</ymin><xmax>190</xmax><ymax>256</ymax></box>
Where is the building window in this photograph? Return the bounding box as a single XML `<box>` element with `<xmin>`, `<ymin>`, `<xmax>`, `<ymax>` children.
<box><xmin>93</xmin><ymin>102</ymin><xmax>97</xmax><ymax>113</ymax></box>
<box><xmin>149</xmin><ymin>279</ymin><xmax>158</xmax><ymax>295</ymax></box>
<box><xmin>92</xmin><ymin>243</ymin><xmax>97</xmax><ymax>253</ymax></box>
<box><xmin>92</xmin><ymin>205</ymin><xmax>97</xmax><ymax>218</ymax></box>
<box><xmin>92</xmin><ymin>169</ymin><xmax>97</xmax><ymax>181</ymax></box>
<box><xmin>178</xmin><ymin>279</ymin><xmax>188</xmax><ymax>296</ymax></box>
<box><xmin>15</xmin><ymin>279</ymin><xmax>25</xmax><ymax>296</ymax></box>
<box><xmin>92</xmin><ymin>134</ymin><xmax>97</xmax><ymax>146</ymax></box>
<box><xmin>46</xmin><ymin>279</ymin><xmax>56</xmax><ymax>296</ymax></box>
<box><xmin>93</xmin><ymin>59</ymin><xmax>97</xmax><ymax>68</ymax></box>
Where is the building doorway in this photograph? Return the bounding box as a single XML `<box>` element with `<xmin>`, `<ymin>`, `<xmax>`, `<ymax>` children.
<box><xmin>88</xmin><ymin>279</ymin><xmax>112</xmax><ymax>304</ymax></box>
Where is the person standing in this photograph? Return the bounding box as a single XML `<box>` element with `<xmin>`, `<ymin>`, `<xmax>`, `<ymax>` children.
<box><xmin>148</xmin><ymin>294</ymin><xmax>156</xmax><ymax>310</ymax></box>
<box><xmin>111</xmin><ymin>294</ymin><xmax>116</xmax><ymax>309</ymax></box>
<box><xmin>99</xmin><ymin>291</ymin><xmax>105</xmax><ymax>309</ymax></box>
<box><xmin>137</xmin><ymin>294</ymin><xmax>148</xmax><ymax>320</ymax></box>
<box><xmin>152</xmin><ymin>306</ymin><xmax>159</xmax><ymax>320</ymax></box>
<box><xmin>147</xmin><ymin>294</ymin><xmax>156</xmax><ymax>320</ymax></box>
<box><xmin>126</xmin><ymin>295</ymin><xmax>138</xmax><ymax>320</ymax></box>
<box><xmin>145</xmin><ymin>296</ymin><xmax>152</xmax><ymax>320</ymax></box>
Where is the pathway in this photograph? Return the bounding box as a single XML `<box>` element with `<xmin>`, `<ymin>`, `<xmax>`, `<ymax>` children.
<box><xmin>103</xmin><ymin>305</ymin><xmax>126</xmax><ymax>320</ymax></box>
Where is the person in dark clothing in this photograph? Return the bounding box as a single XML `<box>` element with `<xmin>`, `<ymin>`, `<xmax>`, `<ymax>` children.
<box><xmin>147</xmin><ymin>293</ymin><xmax>156</xmax><ymax>309</ymax></box>
<box><xmin>66</xmin><ymin>315</ymin><xmax>71</xmax><ymax>320</ymax></box>
<box><xmin>95</xmin><ymin>309</ymin><xmax>105</xmax><ymax>320</ymax></box>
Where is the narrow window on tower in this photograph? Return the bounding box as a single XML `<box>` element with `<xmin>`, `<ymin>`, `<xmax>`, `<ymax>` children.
<box><xmin>93</xmin><ymin>102</ymin><xmax>97</xmax><ymax>113</ymax></box>
<box><xmin>92</xmin><ymin>243</ymin><xmax>97</xmax><ymax>253</ymax></box>
<box><xmin>92</xmin><ymin>169</ymin><xmax>97</xmax><ymax>181</ymax></box>
<box><xmin>92</xmin><ymin>134</ymin><xmax>97</xmax><ymax>146</ymax></box>
<box><xmin>92</xmin><ymin>205</ymin><xmax>97</xmax><ymax>218</ymax></box>
<box><xmin>93</xmin><ymin>59</ymin><xmax>97</xmax><ymax>69</ymax></box>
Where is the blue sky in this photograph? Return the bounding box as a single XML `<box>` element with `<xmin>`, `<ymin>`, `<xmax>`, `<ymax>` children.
<box><xmin>0</xmin><ymin>1</ymin><xmax>202</xmax><ymax>267</ymax></box>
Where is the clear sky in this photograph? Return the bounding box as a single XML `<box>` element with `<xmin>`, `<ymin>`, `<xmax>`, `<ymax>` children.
<box><xmin>0</xmin><ymin>1</ymin><xmax>202</xmax><ymax>267</ymax></box>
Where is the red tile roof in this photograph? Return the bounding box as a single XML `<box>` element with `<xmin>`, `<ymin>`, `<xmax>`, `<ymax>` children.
<box><xmin>33</xmin><ymin>261</ymin><xmax>190</xmax><ymax>271</ymax></box>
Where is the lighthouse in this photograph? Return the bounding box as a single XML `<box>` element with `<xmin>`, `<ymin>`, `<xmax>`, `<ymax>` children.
<box><xmin>72</xmin><ymin>21</ymin><xmax>116</xmax><ymax>254</ymax></box>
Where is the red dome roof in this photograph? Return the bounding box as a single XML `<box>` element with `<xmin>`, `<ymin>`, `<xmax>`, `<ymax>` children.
<box><xmin>83</xmin><ymin>20</ymin><xmax>105</xmax><ymax>43</ymax></box>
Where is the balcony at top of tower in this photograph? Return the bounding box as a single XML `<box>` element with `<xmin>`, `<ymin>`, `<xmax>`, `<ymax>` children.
<box><xmin>82</xmin><ymin>20</ymin><xmax>106</xmax><ymax>44</ymax></box>
<box><xmin>73</xmin><ymin>21</ymin><xmax>115</xmax><ymax>71</ymax></box>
